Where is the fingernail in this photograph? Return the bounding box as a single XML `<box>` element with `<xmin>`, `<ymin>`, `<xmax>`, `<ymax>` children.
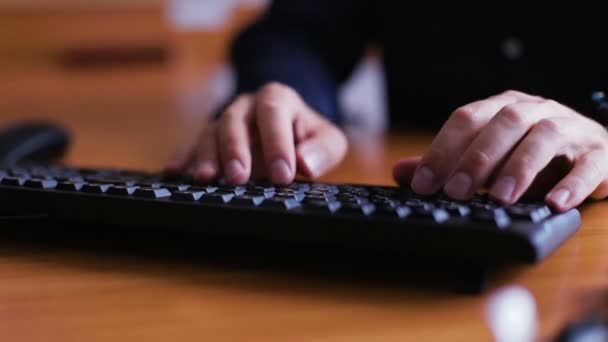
<box><xmin>548</xmin><ymin>188</ymin><xmax>571</xmax><ymax>208</ymax></box>
<box><xmin>270</xmin><ymin>159</ymin><xmax>291</xmax><ymax>184</ymax></box>
<box><xmin>225</xmin><ymin>159</ymin><xmax>245</xmax><ymax>182</ymax></box>
<box><xmin>301</xmin><ymin>147</ymin><xmax>325</xmax><ymax>178</ymax></box>
<box><xmin>490</xmin><ymin>176</ymin><xmax>516</xmax><ymax>202</ymax></box>
<box><xmin>411</xmin><ymin>167</ymin><xmax>435</xmax><ymax>194</ymax></box>
<box><xmin>195</xmin><ymin>161</ymin><xmax>217</xmax><ymax>179</ymax></box>
<box><xmin>445</xmin><ymin>172</ymin><xmax>472</xmax><ymax>200</ymax></box>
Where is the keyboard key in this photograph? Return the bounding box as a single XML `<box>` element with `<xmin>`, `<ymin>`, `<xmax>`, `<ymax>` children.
<box><xmin>305</xmin><ymin>190</ymin><xmax>328</xmax><ymax>197</ymax></box>
<box><xmin>82</xmin><ymin>183</ymin><xmax>113</xmax><ymax>193</ymax></box>
<box><xmin>272</xmin><ymin>194</ymin><xmax>305</xmax><ymax>202</ymax></box>
<box><xmin>133</xmin><ymin>187</ymin><xmax>171</xmax><ymax>199</ymax></box>
<box><xmin>472</xmin><ymin>208</ymin><xmax>511</xmax><ymax>228</ymax></box>
<box><xmin>248</xmin><ymin>185</ymin><xmax>275</xmax><ymax>193</ymax></box>
<box><xmin>1</xmin><ymin>176</ymin><xmax>29</xmax><ymax>186</ymax></box>
<box><xmin>163</xmin><ymin>184</ymin><xmax>190</xmax><ymax>192</ymax></box>
<box><xmin>412</xmin><ymin>207</ymin><xmax>450</xmax><ymax>223</ymax></box>
<box><xmin>222</xmin><ymin>188</ymin><xmax>247</xmax><ymax>196</ymax></box>
<box><xmin>303</xmin><ymin>195</ymin><xmax>337</xmax><ymax>204</ymax></box>
<box><xmin>57</xmin><ymin>181</ymin><xmax>86</xmax><ymax>191</ymax></box>
<box><xmin>231</xmin><ymin>195</ymin><xmax>265</xmax><ymax>206</ymax></box>
<box><xmin>262</xmin><ymin>197</ymin><xmax>301</xmax><ymax>210</ymax></box>
<box><xmin>9</xmin><ymin>168</ymin><xmax>29</xmax><ymax>177</ymax></box>
<box><xmin>218</xmin><ymin>185</ymin><xmax>247</xmax><ymax>193</ymax></box>
<box><xmin>246</xmin><ymin>190</ymin><xmax>275</xmax><ymax>199</ymax></box>
<box><xmin>29</xmin><ymin>168</ymin><xmax>53</xmax><ymax>178</ymax></box>
<box><xmin>304</xmin><ymin>200</ymin><xmax>342</xmax><ymax>213</ymax></box>
<box><xmin>340</xmin><ymin>203</ymin><xmax>376</xmax><ymax>216</ymax></box>
<box><xmin>443</xmin><ymin>204</ymin><xmax>471</xmax><ymax>217</ymax></box>
<box><xmin>310</xmin><ymin>184</ymin><xmax>338</xmax><ymax>193</ymax></box>
<box><xmin>24</xmin><ymin>179</ymin><xmax>58</xmax><ymax>189</ymax></box>
<box><xmin>55</xmin><ymin>176</ymin><xmax>85</xmax><ymax>182</ymax></box>
<box><xmin>107</xmin><ymin>186</ymin><xmax>139</xmax><ymax>196</ymax></box>
<box><xmin>171</xmin><ymin>190</ymin><xmax>205</xmax><ymax>201</ymax></box>
<box><xmin>376</xmin><ymin>205</ymin><xmax>411</xmax><ymax>219</ymax></box>
<box><xmin>337</xmin><ymin>193</ymin><xmax>357</xmax><ymax>201</ymax></box>
<box><xmin>135</xmin><ymin>182</ymin><xmax>163</xmax><ymax>189</ymax></box>
<box><xmin>199</xmin><ymin>193</ymin><xmax>234</xmax><ymax>204</ymax></box>
<box><xmin>190</xmin><ymin>185</ymin><xmax>218</xmax><ymax>193</ymax></box>
<box><xmin>507</xmin><ymin>205</ymin><xmax>551</xmax><ymax>223</ymax></box>
<box><xmin>274</xmin><ymin>189</ymin><xmax>305</xmax><ymax>197</ymax></box>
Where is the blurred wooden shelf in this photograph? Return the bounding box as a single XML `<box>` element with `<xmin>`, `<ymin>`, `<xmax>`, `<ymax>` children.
<box><xmin>0</xmin><ymin>0</ymin><xmax>164</xmax><ymax>11</ymax></box>
<box><xmin>0</xmin><ymin>2</ymin><xmax>263</xmax><ymax>72</ymax></box>
<box><xmin>0</xmin><ymin>6</ymin><xmax>168</xmax><ymax>68</ymax></box>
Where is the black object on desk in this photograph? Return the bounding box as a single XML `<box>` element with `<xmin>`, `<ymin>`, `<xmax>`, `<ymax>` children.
<box><xmin>0</xmin><ymin>163</ymin><xmax>581</xmax><ymax>264</ymax></box>
<box><xmin>0</xmin><ymin>121</ymin><xmax>70</xmax><ymax>166</ymax></box>
<box><xmin>0</xmin><ymin>121</ymin><xmax>582</xmax><ymax>293</ymax></box>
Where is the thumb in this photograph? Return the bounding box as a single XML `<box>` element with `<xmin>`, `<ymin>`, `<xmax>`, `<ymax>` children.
<box><xmin>296</xmin><ymin>124</ymin><xmax>348</xmax><ymax>179</ymax></box>
<box><xmin>393</xmin><ymin>156</ymin><xmax>422</xmax><ymax>185</ymax></box>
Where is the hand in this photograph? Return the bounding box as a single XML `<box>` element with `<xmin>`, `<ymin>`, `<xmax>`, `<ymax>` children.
<box><xmin>164</xmin><ymin>82</ymin><xmax>348</xmax><ymax>185</ymax></box>
<box><xmin>393</xmin><ymin>90</ymin><xmax>608</xmax><ymax>212</ymax></box>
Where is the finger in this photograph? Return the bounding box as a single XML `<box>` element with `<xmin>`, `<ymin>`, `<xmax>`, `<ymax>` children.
<box><xmin>255</xmin><ymin>83</ymin><xmax>298</xmax><ymax>184</ymax></box>
<box><xmin>393</xmin><ymin>156</ymin><xmax>422</xmax><ymax>185</ymax></box>
<box><xmin>546</xmin><ymin>149</ymin><xmax>608</xmax><ymax>212</ymax></box>
<box><xmin>488</xmin><ymin>117</ymin><xmax>566</xmax><ymax>204</ymax></box>
<box><xmin>217</xmin><ymin>95</ymin><xmax>254</xmax><ymax>184</ymax></box>
<box><xmin>296</xmin><ymin>119</ymin><xmax>348</xmax><ymax>178</ymax></box>
<box><xmin>444</xmin><ymin>100</ymin><xmax>559</xmax><ymax>200</ymax></box>
<box><xmin>164</xmin><ymin>143</ymin><xmax>195</xmax><ymax>174</ymax></box>
<box><xmin>190</xmin><ymin>121</ymin><xmax>221</xmax><ymax>181</ymax></box>
<box><xmin>411</xmin><ymin>92</ymin><xmax>520</xmax><ymax>195</ymax></box>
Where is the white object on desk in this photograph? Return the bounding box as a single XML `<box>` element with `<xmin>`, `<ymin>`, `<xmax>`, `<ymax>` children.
<box><xmin>485</xmin><ymin>285</ymin><xmax>538</xmax><ymax>342</ymax></box>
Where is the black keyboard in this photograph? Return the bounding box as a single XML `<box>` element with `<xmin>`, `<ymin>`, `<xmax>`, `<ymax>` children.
<box><xmin>0</xmin><ymin>163</ymin><xmax>581</xmax><ymax>264</ymax></box>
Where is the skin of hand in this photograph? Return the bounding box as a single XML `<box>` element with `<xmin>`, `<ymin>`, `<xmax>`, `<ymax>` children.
<box><xmin>164</xmin><ymin>82</ymin><xmax>348</xmax><ymax>185</ymax></box>
<box><xmin>393</xmin><ymin>90</ymin><xmax>608</xmax><ymax>212</ymax></box>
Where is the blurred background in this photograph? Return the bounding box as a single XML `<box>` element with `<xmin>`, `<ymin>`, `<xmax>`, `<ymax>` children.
<box><xmin>0</xmin><ymin>0</ymin><xmax>389</xmax><ymax>175</ymax></box>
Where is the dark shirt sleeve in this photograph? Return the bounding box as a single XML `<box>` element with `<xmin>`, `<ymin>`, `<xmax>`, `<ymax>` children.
<box><xmin>225</xmin><ymin>0</ymin><xmax>374</xmax><ymax>125</ymax></box>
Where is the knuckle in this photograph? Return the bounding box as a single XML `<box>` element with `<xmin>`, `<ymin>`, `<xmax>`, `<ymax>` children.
<box><xmin>501</xmin><ymin>89</ymin><xmax>524</xmax><ymax>98</ymax></box>
<box><xmin>534</xmin><ymin>118</ymin><xmax>562</xmax><ymax>136</ymax></box>
<box><xmin>540</xmin><ymin>99</ymin><xmax>559</xmax><ymax>109</ymax></box>
<box><xmin>467</xmin><ymin>149</ymin><xmax>492</xmax><ymax>168</ymax></box>
<box><xmin>423</xmin><ymin>146</ymin><xmax>448</xmax><ymax>166</ymax></box>
<box><xmin>218</xmin><ymin>131</ymin><xmax>243</xmax><ymax>156</ymax></box>
<box><xmin>258</xmin><ymin>82</ymin><xmax>294</xmax><ymax>99</ymax></box>
<box><xmin>450</xmin><ymin>106</ymin><xmax>478</xmax><ymax>127</ymax></box>
<box><xmin>235</xmin><ymin>94</ymin><xmax>252</xmax><ymax>103</ymax></box>
<box><xmin>256</xmin><ymin>96</ymin><xmax>283</xmax><ymax>116</ymax></box>
<box><xmin>498</xmin><ymin>104</ymin><xmax>527</xmax><ymax>127</ymax></box>
<box><xmin>509</xmin><ymin>156</ymin><xmax>535</xmax><ymax>181</ymax></box>
<box><xmin>222</xmin><ymin>142</ymin><xmax>244</xmax><ymax>160</ymax></box>
<box><xmin>218</xmin><ymin>133</ymin><xmax>234</xmax><ymax>148</ymax></box>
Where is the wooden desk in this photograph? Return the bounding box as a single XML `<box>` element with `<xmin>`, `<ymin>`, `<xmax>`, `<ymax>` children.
<box><xmin>2</xmin><ymin>30</ymin><xmax>608</xmax><ymax>342</ymax></box>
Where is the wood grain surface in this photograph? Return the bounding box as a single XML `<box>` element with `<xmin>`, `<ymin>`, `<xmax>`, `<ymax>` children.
<box><xmin>1</xmin><ymin>7</ymin><xmax>607</xmax><ymax>342</ymax></box>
